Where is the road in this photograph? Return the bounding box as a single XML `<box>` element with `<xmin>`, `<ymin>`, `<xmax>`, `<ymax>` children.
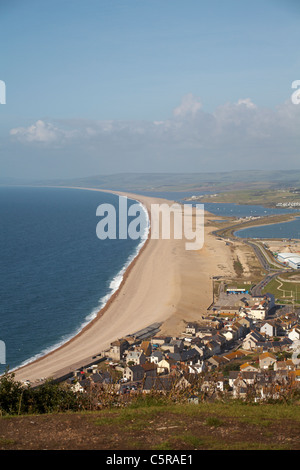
<box><xmin>211</xmin><ymin>221</ymin><xmax>290</xmax><ymax>297</ymax></box>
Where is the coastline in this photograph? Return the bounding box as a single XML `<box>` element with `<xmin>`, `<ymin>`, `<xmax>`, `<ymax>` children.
<box><xmin>11</xmin><ymin>188</ymin><xmax>152</xmax><ymax>379</ymax></box>
<box><xmin>10</xmin><ymin>191</ymin><xmax>150</xmax><ymax>373</ymax></box>
<box><xmin>12</xmin><ymin>187</ymin><xmax>237</xmax><ymax>384</ymax></box>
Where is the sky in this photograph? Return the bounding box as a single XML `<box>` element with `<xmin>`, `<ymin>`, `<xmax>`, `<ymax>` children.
<box><xmin>0</xmin><ymin>0</ymin><xmax>300</xmax><ymax>180</ymax></box>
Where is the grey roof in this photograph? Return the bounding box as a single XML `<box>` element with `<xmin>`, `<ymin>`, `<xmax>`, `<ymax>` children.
<box><xmin>127</xmin><ymin>364</ymin><xmax>144</xmax><ymax>373</ymax></box>
<box><xmin>180</xmin><ymin>348</ymin><xmax>200</xmax><ymax>362</ymax></box>
<box><xmin>143</xmin><ymin>375</ymin><xmax>175</xmax><ymax>391</ymax></box>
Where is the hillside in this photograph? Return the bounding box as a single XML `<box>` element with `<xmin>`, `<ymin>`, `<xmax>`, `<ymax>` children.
<box><xmin>1</xmin><ymin>400</ymin><xmax>299</xmax><ymax>450</ymax></box>
<box><xmin>2</xmin><ymin>169</ymin><xmax>300</xmax><ymax>193</ymax></box>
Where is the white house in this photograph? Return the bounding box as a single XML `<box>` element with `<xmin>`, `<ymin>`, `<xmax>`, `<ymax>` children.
<box><xmin>260</xmin><ymin>321</ymin><xmax>277</xmax><ymax>338</ymax></box>
<box><xmin>288</xmin><ymin>327</ymin><xmax>300</xmax><ymax>342</ymax></box>
<box><xmin>149</xmin><ymin>351</ymin><xmax>164</xmax><ymax>364</ymax></box>
<box><xmin>246</xmin><ymin>303</ymin><xmax>267</xmax><ymax>320</ymax></box>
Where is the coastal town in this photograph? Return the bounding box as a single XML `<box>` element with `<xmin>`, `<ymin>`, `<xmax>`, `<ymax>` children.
<box><xmin>63</xmin><ymin>284</ymin><xmax>300</xmax><ymax>403</ymax></box>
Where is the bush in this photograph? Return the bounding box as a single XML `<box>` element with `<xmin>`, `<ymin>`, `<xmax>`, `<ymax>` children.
<box><xmin>0</xmin><ymin>372</ymin><xmax>83</xmax><ymax>416</ymax></box>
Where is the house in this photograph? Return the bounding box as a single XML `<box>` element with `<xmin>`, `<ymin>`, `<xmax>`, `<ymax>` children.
<box><xmin>239</xmin><ymin>371</ymin><xmax>257</xmax><ymax>386</ymax></box>
<box><xmin>161</xmin><ymin>339</ymin><xmax>184</xmax><ymax>353</ymax></box>
<box><xmin>231</xmin><ymin>321</ymin><xmax>246</xmax><ymax>339</ymax></box>
<box><xmin>185</xmin><ymin>322</ymin><xmax>200</xmax><ymax>335</ymax></box>
<box><xmin>259</xmin><ymin>352</ymin><xmax>277</xmax><ymax>369</ymax></box>
<box><xmin>201</xmin><ymin>374</ymin><xmax>225</xmax><ymax>394</ymax></box>
<box><xmin>108</xmin><ymin>338</ymin><xmax>129</xmax><ymax>361</ymax></box>
<box><xmin>260</xmin><ymin>320</ymin><xmax>282</xmax><ymax>338</ymax></box>
<box><xmin>192</xmin><ymin>342</ymin><xmax>207</xmax><ymax>358</ymax></box>
<box><xmin>123</xmin><ymin>365</ymin><xmax>145</xmax><ymax>382</ymax></box>
<box><xmin>149</xmin><ymin>350</ymin><xmax>164</xmax><ymax>364</ymax></box>
<box><xmin>243</xmin><ymin>330</ymin><xmax>265</xmax><ymax>350</ymax></box>
<box><xmin>235</xmin><ymin>316</ymin><xmax>252</xmax><ymax>331</ymax></box>
<box><xmin>211</xmin><ymin>333</ymin><xmax>227</xmax><ymax>349</ymax></box>
<box><xmin>140</xmin><ymin>362</ymin><xmax>157</xmax><ymax>377</ymax></box>
<box><xmin>251</xmin><ymin>293</ymin><xmax>275</xmax><ymax>312</ymax></box>
<box><xmin>221</xmin><ymin>329</ymin><xmax>235</xmax><ymax>344</ymax></box>
<box><xmin>167</xmin><ymin>352</ymin><xmax>182</xmax><ymax>363</ymax></box>
<box><xmin>90</xmin><ymin>371</ymin><xmax>113</xmax><ymax>385</ymax></box>
<box><xmin>207</xmin><ymin>355</ymin><xmax>228</xmax><ymax>369</ymax></box>
<box><xmin>216</xmin><ymin>306</ymin><xmax>241</xmax><ymax>315</ymax></box>
<box><xmin>188</xmin><ymin>362</ymin><xmax>205</xmax><ymax>374</ymax></box>
<box><xmin>240</xmin><ymin>363</ymin><xmax>257</xmax><ymax>372</ymax></box>
<box><xmin>222</xmin><ymin>350</ymin><xmax>247</xmax><ymax>362</ymax></box>
<box><xmin>142</xmin><ymin>375</ymin><xmax>175</xmax><ymax>393</ymax></box>
<box><xmin>139</xmin><ymin>341</ymin><xmax>152</xmax><ymax>357</ymax></box>
<box><xmin>288</xmin><ymin>327</ymin><xmax>300</xmax><ymax>342</ymax></box>
<box><xmin>206</xmin><ymin>340</ymin><xmax>221</xmax><ymax>356</ymax></box>
<box><xmin>232</xmin><ymin>376</ymin><xmax>248</xmax><ymax>398</ymax></box>
<box><xmin>274</xmin><ymin>360</ymin><xmax>296</xmax><ymax>371</ymax></box>
<box><xmin>126</xmin><ymin>350</ymin><xmax>146</xmax><ymax>365</ymax></box>
<box><xmin>151</xmin><ymin>336</ymin><xmax>172</xmax><ymax>347</ymax></box>
<box><xmin>196</xmin><ymin>327</ymin><xmax>217</xmax><ymax>339</ymax></box>
<box><xmin>246</xmin><ymin>303</ymin><xmax>268</xmax><ymax>321</ymax></box>
<box><xmin>179</xmin><ymin>348</ymin><xmax>201</xmax><ymax>364</ymax></box>
<box><xmin>70</xmin><ymin>380</ymin><xmax>85</xmax><ymax>393</ymax></box>
<box><xmin>175</xmin><ymin>374</ymin><xmax>194</xmax><ymax>390</ymax></box>
<box><xmin>157</xmin><ymin>358</ymin><xmax>175</xmax><ymax>375</ymax></box>
<box><xmin>256</xmin><ymin>337</ymin><xmax>292</xmax><ymax>353</ymax></box>
<box><xmin>229</xmin><ymin>370</ymin><xmax>258</xmax><ymax>388</ymax></box>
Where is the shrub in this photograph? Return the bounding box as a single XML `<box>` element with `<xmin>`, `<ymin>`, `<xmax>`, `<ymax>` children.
<box><xmin>0</xmin><ymin>372</ymin><xmax>83</xmax><ymax>415</ymax></box>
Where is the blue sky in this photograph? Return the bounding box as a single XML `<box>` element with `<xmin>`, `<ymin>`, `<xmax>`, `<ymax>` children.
<box><xmin>0</xmin><ymin>0</ymin><xmax>300</xmax><ymax>179</ymax></box>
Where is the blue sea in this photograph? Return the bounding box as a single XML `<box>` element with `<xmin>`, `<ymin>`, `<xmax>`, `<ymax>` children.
<box><xmin>0</xmin><ymin>187</ymin><xmax>148</xmax><ymax>375</ymax></box>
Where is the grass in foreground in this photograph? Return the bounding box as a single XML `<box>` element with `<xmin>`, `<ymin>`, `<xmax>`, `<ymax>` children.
<box><xmin>1</xmin><ymin>399</ymin><xmax>299</xmax><ymax>450</ymax></box>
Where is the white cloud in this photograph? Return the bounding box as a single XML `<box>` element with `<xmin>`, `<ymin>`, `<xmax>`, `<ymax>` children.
<box><xmin>236</xmin><ymin>98</ymin><xmax>257</xmax><ymax>108</ymax></box>
<box><xmin>10</xmin><ymin>120</ymin><xmax>58</xmax><ymax>143</ymax></box>
<box><xmin>10</xmin><ymin>119</ymin><xmax>77</xmax><ymax>144</ymax></box>
<box><xmin>8</xmin><ymin>95</ymin><xmax>300</xmax><ymax>173</ymax></box>
<box><xmin>173</xmin><ymin>93</ymin><xmax>202</xmax><ymax>118</ymax></box>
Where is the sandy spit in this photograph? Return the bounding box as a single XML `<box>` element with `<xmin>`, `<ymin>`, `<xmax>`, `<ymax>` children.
<box><xmin>13</xmin><ymin>188</ymin><xmax>235</xmax><ymax>384</ymax></box>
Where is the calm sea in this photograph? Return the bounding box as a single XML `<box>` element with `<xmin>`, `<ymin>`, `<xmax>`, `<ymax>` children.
<box><xmin>0</xmin><ymin>187</ymin><xmax>148</xmax><ymax>375</ymax></box>
<box><xmin>235</xmin><ymin>216</ymin><xmax>300</xmax><ymax>239</ymax></box>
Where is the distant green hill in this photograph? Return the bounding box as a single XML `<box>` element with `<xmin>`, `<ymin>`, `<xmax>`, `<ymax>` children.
<box><xmin>2</xmin><ymin>169</ymin><xmax>300</xmax><ymax>193</ymax></box>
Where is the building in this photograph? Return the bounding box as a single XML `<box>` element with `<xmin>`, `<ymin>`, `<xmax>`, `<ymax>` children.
<box><xmin>259</xmin><ymin>352</ymin><xmax>277</xmax><ymax>369</ymax></box>
<box><xmin>123</xmin><ymin>365</ymin><xmax>145</xmax><ymax>382</ymax></box>
<box><xmin>126</xmin><ymin>350</ymin><xmax>146</xmax><ymax>365</ymax></box>
<box><xmin>277</xmin><ymin>253</ymin><xmax>300</xmax><ymax>270</ymax></box>
<box><xmin>107</xmin><ymin>338</ymin><xmax>129</xmax><ymax>361</ymax></box>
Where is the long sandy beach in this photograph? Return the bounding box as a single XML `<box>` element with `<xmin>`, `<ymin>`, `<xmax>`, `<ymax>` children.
<box><xmin>13</xmin><ymin>188</ymin><xmax>236</xmax><ymax>384</ymax></box>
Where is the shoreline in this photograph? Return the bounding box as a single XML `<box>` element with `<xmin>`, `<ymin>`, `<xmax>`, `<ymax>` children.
<box><xmin>11</xmin><ymin>188</ymin><xmax>153</xmax><ymax>379</ymax></box>
<box><xmin>11</xmin><ymin>186</ymin><xmax>239</xmax><ymax>384</ymax></box>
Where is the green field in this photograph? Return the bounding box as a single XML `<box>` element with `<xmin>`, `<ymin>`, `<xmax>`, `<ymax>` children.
<box><xmin>196</xmin><ymin>188</ymin><xmax>300</xmax><ymax>208</ymax></box>
<box><xmin>262</xmin><ymin>276</ymin><xmax>300</xmax><ymax>304</ymax></box>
